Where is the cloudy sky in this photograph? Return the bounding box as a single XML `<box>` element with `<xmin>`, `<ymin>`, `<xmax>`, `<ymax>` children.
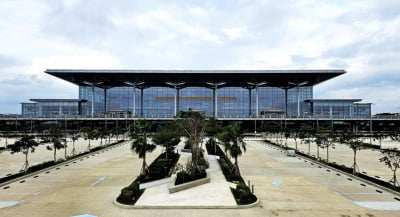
<box><xmin>0</xmin><ymin>0</ymin><xmax>399</xmax><ymax>114</ymax></box>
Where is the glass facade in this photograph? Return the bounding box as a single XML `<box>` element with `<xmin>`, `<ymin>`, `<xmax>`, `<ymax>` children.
<box><xmin>21</xmin><ymin>103</ymin><xmax>38</xmax><ymax>117</ymax></box>
<box><xmin>78</xmin><ymin>85</ymin><xmax>313</xmax><ymax>118</ymax></box>
<box><xmin>310</xmin><ymin>100</ymin><xmax>371</xmax><ymax>117</ymax></box>
<box><xmin>21</xmin><ymin>100</ymin><xmax>85</xmax><ymax>117</ymax></box>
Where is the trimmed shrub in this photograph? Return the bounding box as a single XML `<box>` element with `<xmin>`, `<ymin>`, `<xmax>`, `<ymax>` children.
<box><xmin>116</xmin><ymin>181</ymin><xmax>144</xmax><ymax>205</ymax></box>
<box><xmin>231</xmin><ymin>183</ymin><xmax>257</xmax><ymax>205</ymax></box>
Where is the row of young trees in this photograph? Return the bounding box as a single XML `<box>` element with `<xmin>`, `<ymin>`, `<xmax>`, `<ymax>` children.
<box><xmin>7</xmin><ymin>126</ymin><xmax>127</xmax><ymax>173</ymax></box>
<box><xmin>263</xmin><ymin>125</ymin><xmax>400</xmax><ymax>187</ymax></box>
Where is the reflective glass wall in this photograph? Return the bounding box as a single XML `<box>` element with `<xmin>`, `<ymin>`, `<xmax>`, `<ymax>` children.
<box><xmin>21</xmin><ymin>103</ymin><xmax>38</xmax><ymax>117</ymax></box>
<box><xmin>79</xmin><ymin>85</ymin><xmax>313</xmax><ymax>118</ymax></box>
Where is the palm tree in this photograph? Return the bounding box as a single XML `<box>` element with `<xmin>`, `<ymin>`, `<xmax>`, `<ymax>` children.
<box><xmin>152</xmin><ymin>123</ymin><xmax>180</xmax><ymax>159</ymax></box>
<box><xmin>218</xmin><ymin>124</ymin><xmax>246</xmax><ymax>176</ymax></box>
<box><xmin>130</xmin><ymin>119</ymin><xmax>156</xmax><ymax>176</ymax></box>
<box><xmin>47</xmin><ymin>127</ymin><xmax>65</xmax><ymax>163</ymax></box>
<box><xmin>11</xmin><ymin>134</ymin><xmax>39</xmax><ymax>172</ymax></box>
<box><xmin>205</xmin><ymin>117</ymin><xmax>222</xmax><ymax>154</ymax></box>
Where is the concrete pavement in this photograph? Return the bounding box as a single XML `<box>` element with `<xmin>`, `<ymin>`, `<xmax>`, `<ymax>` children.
<box><xmin>0</xmin><ymin>139</ymin><xmax>399</xmax><ymax>216</ymax></box>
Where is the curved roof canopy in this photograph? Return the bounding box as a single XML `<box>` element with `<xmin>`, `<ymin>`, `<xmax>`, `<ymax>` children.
<box><xmin>45</xmin><ymin>69</ymin><xmax>345</xmax><ymax>88</ymax></box>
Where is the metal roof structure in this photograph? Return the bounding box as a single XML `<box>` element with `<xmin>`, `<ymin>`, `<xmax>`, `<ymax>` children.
<box><xmin>305</xmin><ymin>99</ymin><xmax>362</xmax><ymax>103</ymax></box>
<box><xmin>30</xmin><ymin>99</ymin><xmax>87</xmax><ymax>103</ymax></box>
<box><xmin>45</xmin><ymin>69</ymin><xmax>346</xmax><ymax>88</ymax></box>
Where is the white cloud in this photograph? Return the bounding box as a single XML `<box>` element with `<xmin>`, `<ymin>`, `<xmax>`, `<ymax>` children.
<box><xmin>0</xmin><ymin>0</ymin><xmax>399</xmax><ymax>114</ymax></box>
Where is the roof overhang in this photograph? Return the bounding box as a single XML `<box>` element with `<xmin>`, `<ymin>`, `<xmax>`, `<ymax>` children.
<box><xmin>45</xmin><ymin>69</ymin><xmax>346</xmax><ymax>88</ymax></box>
<box><xmin>30</xmin><ymin>99</ymin><xmax>87</xmax><ymax>103</ymax></box>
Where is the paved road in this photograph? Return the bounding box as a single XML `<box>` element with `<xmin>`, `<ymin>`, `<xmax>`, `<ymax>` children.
<box><xmin>0</xmin><ymin>140</ymin><xmax>399</xmax><ymax>217</ymax></box>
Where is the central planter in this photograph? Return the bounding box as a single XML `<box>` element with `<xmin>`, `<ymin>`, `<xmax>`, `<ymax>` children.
<box><xmin>168</xmin><ymin>172</ymin><xmax>210</xmax><ymax>194</ymax></box>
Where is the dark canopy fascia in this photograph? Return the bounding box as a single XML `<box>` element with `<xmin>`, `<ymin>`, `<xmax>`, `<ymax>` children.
<box><xmin>45</xmin><ymin>69</ymin><xmax>346</xmax><ymax>89</ymax></box>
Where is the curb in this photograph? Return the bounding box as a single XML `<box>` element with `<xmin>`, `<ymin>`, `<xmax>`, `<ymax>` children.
<box><xmin>263</xmin><ymin>140</ymin><xmax>400</xmax><ymax>197</ymax></box>
<box><xmin>113</xmin><ymin>197</ymin><xmax>259</xmax><ymax>209</ymax></box>
<box><xmin>0</xmin><ymin>140</ymin><xmax>130</xmax><ymax>188</ymax></box>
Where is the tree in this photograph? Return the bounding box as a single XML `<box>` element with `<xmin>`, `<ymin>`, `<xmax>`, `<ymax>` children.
<box><xmin>70</xmin><ymin>132</ymin><xmax>78</xmax><ymax>156</ymax></box>
<box><xmin>11</xmin><ymin>134</ymin><xmax>39</xmax><ymax>172</ymax></box>
<box><xmin>339</xmin><ymin>130</ymin><xmax>365</xmax><ymax>175</ymax></box>
<box><xmin>299</xmin><ymin>127</ymin><xmax>315</xmax><ymax>155</ymax></box>
<box><xmin>175</xmin><ymin>109</ymin><xmax>206</xmax><ymax>165</ymax></box>
<box><xmin>152</xmin><ymin>123</ymin><xmax>181</xmax><ymax>159</ymax></box>
<box><xmin>130</xmin><ymin>119</ymin><xmax>156</xmax><ymax>176</ymax></box>
<box><xmin>218</xmin><ymin>124</ymin><xmax>246</xmax><ymax>176</ymax></box>
<box><xmin>82</xmin><ymin>127</ymin><xmax>96</xmax><ymax>151</ymax></box>
<box><xmin>205</xmin><ymin>117</ymin><xmax>223</xmax><ymax>154</ymax></box>
<box><xmin>379</xmin><ymin>149</ymin><xmax>400</xmax><ymax>187</ymax></box>
<box><xmin>47</xmin><ymin>127</ymin><xmax>65</xmax><ymax>163</ymax></box>
<box><xmin>314</xmin><ymin>131</ymin><xmax>324</xmax><ymax>160</ymax></box>
<box><xmin>98</xmin><ymin>128</ymin><xmax>108</xmax><ymax>147</ymax></box>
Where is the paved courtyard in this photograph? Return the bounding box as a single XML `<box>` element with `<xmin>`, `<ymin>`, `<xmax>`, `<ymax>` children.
<box><xmin>0</xmin><ymin>139</ymin><xmax>399</xmax><ymax>217</ymax></box>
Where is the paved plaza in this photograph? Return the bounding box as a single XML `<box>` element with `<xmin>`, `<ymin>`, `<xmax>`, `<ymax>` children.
<box><xmin>0</xmin><ymin>139</ymin><xmax>399</xmax><ymax>217</ymax></box>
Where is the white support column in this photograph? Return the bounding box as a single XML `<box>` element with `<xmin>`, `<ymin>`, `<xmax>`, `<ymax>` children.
<box><xmin>288</xmin><ymin>81</ymin><xmax>308</xmax><ymax>117</ymax></box>
<box><xmin>166</xmin><ymin>82</ymin><xmax>185</xmax><ymax>117</ymax></box>
<box><xmin>247</xmin><ymin>82</ymin><xmax>266</xmax><ymax>118</ymax></box>
<box><xmin>91</xmin><ymin>85</ymin><xmax>95</xmax><ymax>118</ymax></box>
<box><xmin>133</xmin><ymin>86</ymin><xmax>136</xmax><ymax>117</ymax></box>
<box><xmin>174</xmin><ymin>86</ymin><xmax>178</xmax><ymax>116</ymax></box>
<box><xmin>124</xmin><ymin>82</ymin><xmax>144</xmax><ymax>117</ymax></box>
<box><xmin>206</xmin><ymin>82</ymin><xmax>225</xmax><ymax>118</ymax></box>
<box><xmin>297</xmin><ymin>85</ymin><xmax>300</xmax><ymax>117</ymax></box>
<box><xmin>256</xmin><ymin>85</ymin><xmax>259</xmax><ymax>118</ymax></box>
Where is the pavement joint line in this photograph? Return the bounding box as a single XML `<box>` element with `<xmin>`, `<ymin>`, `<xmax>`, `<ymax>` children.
<box><xmin>0</xmin><ymin>140</ymin><xmax>131</xmax><ymax>188</ymax></box>
<box><xmin>263</xmin><ymin>141</ymin><xmax>400</xmax><ymax>197</ymax></box>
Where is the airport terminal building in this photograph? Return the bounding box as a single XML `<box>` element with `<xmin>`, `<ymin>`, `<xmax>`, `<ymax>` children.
<box><xmin>21</xmin><ymin>69</ymin><xmax>371</xmax><ymax>118</ymax></box>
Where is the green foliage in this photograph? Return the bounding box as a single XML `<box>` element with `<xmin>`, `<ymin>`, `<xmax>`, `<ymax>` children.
<box><xmin>174</xmin><ymin>158</ymin><xmax>208</xmax><ymax>185</ymax></box>
<box><xmin>152</xmin><ymin>123</ymin><xmax>181</xmax><ymax>158</ymax></box>
<box><xmin>218</xmin><ymin>124</ymin><xmax>246</xmax><ymax>175</ymax></box>
<box><xmin>379</xmin><ymin>149</ymin><xmax>400</xmax><ymax>187</ymax></box>
<box><xmin>174</xmin><ymin>109</ymin><xmax>206</xmax><ymax>164</ymax></box>
<box><xmin>130</xmin><ymin>119</ymin><xmax>156</xmax><ymax>176</ymax></box>
<box><xmin>47</xmin><ymin>127</ymin><xmax>65</xmax><ymax>162</ymax></box>
<box><xmin>231</xmin><ymin>183</ymin><xmax>257</xmax><ymax>205</ymax></box>
<box><xmin>116</xmin><ymin>181</ymin><xmax>144</xmax><ymax>205</ymax></box>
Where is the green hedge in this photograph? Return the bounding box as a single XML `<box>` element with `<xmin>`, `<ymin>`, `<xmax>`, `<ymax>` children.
<box><xmin>116</xmin><ymin>181</ymin><xmax>144</xmax><ymax>205</ymax></box>
<box><xmin>231</xmin><ymin>183</ymin><xmax>257</xmax><ymax>205</ymax></box>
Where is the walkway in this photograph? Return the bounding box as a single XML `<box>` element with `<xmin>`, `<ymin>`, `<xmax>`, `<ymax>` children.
<box><xmin>0</xmin><ymin>140</ymin><xmax>399</xmax><ymax>216</ymax></box>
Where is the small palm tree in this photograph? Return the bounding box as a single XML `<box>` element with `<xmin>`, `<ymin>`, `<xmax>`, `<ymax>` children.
<box><xmin>130</xmin><ymin>119</ymin><xmax>156</xmax><ymax>176</ymax></box>
<box><xmin>47</xmin><ymin>127</ymin><xmax>65</xmax><ymax>163</ymax></box>
<box><xmin>11</xmin><ymin>134</ymin><xmax>39</xmax><ymax>172</ymax></box>
<box><xmin>218</xmin><ymin>124</ymin><xmax>246</xmax><ymax>176</ymax></box>
<box><xmin>152</xmin><ymin>123</ymin><xmax>180</xmax><ymax>159</ymax></box>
